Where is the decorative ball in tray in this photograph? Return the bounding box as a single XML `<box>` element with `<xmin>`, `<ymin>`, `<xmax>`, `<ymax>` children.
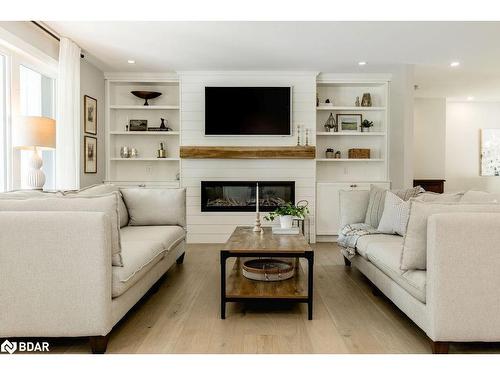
<box><xmin>242</xmin><ymin>259</ymin><xmax>294</xmax><ymax>281</ymax></box>
<box><xmin>131</xmin><ymin>91</ymin><xmax>162</xmax><ymax>106</ymax></box>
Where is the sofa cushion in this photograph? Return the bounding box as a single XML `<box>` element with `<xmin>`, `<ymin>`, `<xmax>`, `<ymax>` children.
<box><xmin>402</xmin><ymin>201</ymin><xmax>500</xmax><ymax>270</ymax></box>
<box><xmin>355</xmin><ymin>233</ymin><xmax>403</xmax><ymax>259</ymax></box>
<box><xmin>377</xmin><ymin>191</ymin><xmax>411</xmax><ymax>236</ymax></box>
<box><xmin>112</xmin><ymin>240</ymin><xmax>166</xmax><ymax>298</ymax></box>
<box><xmin>364</xmin><ymin>185</ymin><xmax>423</xmax><ymax>228</ymax></box>
<box><xmin>68</xmin><ymin>184</ymin><xmax>129</xmax><ymax>228</ymax></box>
<box><xmin>0</xmin><ymin>193</ymin><xmax>123</xmax><ymax>266</ymax></box>
<box><xmin>461</xmin><ymin>190</ymin><xmax>500</xmax><ymax>203</ymax></box>
<box><xmin>413</xmin><ymin>192</ymin><xmax>463</xmax><ymax>203</ymax></box>
<box><xmin>365</xmin><ymin>241</ymin><xmax>426</xmax><ymax>303</ymax></box>
<box><xmin>121</xmin><ymin>188</ymin><xmax>186</xmax><ymax>227</ymax></box>
<box><xmin>0</xmin><ymin>190</ymin><xmax>64</xmax><ymax>199</ymax></box>
<box><xmin>120</xmin><ymin>225</ymin><xmax>186</xmax><ymax>252</ymax></box>
<box><xmin>339</xmin><ymin>190</ymin><xmax>370</xmax><ymax>229</ymax></box>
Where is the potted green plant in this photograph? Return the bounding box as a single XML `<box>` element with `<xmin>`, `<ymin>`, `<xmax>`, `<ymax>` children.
<box><xmin>264</xmin><ymin>202</ymin><xmax>309</xmax><ymax>229</ymax></box>
<box><xmin>361</xmin><ymin>119</ymin><xmax>373</xmax><ymax>132</ymax></box>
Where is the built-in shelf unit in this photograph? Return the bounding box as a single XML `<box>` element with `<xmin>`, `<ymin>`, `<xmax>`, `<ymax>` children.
<box><xmin>315</xmin><ymin>74</ymin><xmax>391</xmax><ymax>238</ymax></box>
<box><xmin>104</xmin><ymin>74</ymin><xmax>181</xmax><ymax>187</ymax></box>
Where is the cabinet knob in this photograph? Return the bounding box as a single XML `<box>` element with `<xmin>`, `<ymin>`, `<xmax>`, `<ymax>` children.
<box><xmin>350</xmin><ymin>184</ymin><xmax>357</xmax><ymax>188</ymax></box>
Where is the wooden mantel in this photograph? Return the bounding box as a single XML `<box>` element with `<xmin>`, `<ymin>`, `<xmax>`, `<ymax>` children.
<box><xmin>180</xmin><ymin>146</ymin><xmax>316</xmax><ymax>159</ymax></box>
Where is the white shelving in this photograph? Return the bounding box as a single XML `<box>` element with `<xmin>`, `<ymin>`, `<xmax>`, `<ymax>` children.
<box><xmin>105</xmin><ymin>74</ymin><xmax>181</xmax><ymax>186</ymax></box>
<box><xmin>317</xmin><ymin>131</ymin><xmax>385</xmax><ymax>136</ymax></box>
<box><xmin>110</xmin><ymin>131</ymin><xmax>179</xmax><ymax>135</ymax></box>
<box><xmin>316</xmin><ymin>158</ymin><xmax>384</xmax><ymax>162</ymax></box>
<box><xmin>315</xmin><ymin>75</ymin><xmax>391</xmax><ymax>238</ymax></box>
<box><xmin>110</xmin><ymin>157</ymin><xmax>180</xmax><ymax>161</ymax></box>
<box><xmin>110</xmin><ymin>105</ymin><xmax>180</xmax><ymax>110</ymax></box>
<box><xmin>317</xmin><ymin>106</ymin><xmax>386</xmax><ymax>111</ymax></box>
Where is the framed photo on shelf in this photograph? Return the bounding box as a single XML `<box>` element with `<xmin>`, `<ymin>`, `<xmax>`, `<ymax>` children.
<box><xmin>129</xmin><ymin>119</ymin><xmax>148</xmax><ymax>131</ymax></box>
<box><xmin>336</xmin><ymin>114</ymin><xmax>362</xmax><ymax>133</ymax></box>
<box><xmin>84</xmin><ymin>95</ymin><xmax>97</xmax><ymax>135</ymax></box>
<box><xmin>84</xmin><ymin>136</ymin><xmax>97</xmax><ymax>174</ymax></box>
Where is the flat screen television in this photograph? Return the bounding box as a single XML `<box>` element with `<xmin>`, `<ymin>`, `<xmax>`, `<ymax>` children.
<box><xmin>205</xmin><ymin>87</ymin><xmax>292</xmax><ymax>136</ymax></box>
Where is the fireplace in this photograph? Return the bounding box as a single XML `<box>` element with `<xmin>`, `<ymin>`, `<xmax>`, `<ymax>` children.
<box><xmin>201</xmin><ymin>181</ymin><xmax>295</xmax><ymax>212</ymax></box>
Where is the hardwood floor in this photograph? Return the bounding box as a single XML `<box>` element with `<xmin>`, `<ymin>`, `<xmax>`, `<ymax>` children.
<box><xmin>49</xmin><ymin>243</ymin><xmax>500</xmax><ymax>354</ymax></box>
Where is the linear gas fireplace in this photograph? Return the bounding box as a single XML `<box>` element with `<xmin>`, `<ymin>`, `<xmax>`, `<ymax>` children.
<box><xmin>201</xmin><ymin>181</ymin><xmax>295</xmax><ymax>212</ymax></box>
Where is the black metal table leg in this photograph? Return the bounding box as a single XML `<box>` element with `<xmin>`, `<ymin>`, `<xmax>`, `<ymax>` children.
<box><xmin>306</xmin><ymin>251</ymin><xmax>314</xmax><ymax>320</ymax></box>
<box><xmin>220</xmin><ymin>250</ymin><xmax>228</xmax><ymax>319</ymax></box>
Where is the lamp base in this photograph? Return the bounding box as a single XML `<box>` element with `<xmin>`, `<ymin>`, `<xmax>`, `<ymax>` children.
<box><xmin>25</xmin><ymin>149</ymin><xmax>45</xmax><ymax>190</ymax></box>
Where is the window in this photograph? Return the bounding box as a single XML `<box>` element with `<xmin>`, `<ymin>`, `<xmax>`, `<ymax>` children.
<box><xmin>17</xmin><ymin>65</ymin><xmax>56</xmax><ymax>190</ymax></box>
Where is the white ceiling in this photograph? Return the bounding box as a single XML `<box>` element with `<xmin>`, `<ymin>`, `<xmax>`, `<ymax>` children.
<box><xmin>47</xmin><ymin>21</ymin><xmax>500</xmax><ymax>99</ymax></box>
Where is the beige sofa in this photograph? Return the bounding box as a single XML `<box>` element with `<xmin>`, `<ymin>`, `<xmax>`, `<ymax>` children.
<box><xmin>0</xmin><ymin>185</ymin><xmax>186</xmax><ymax>353</ymax></box>
<box><xmin>339</xmin><ymin>190</ymin><xmax>500</xmax><ymax>353</ymax></box>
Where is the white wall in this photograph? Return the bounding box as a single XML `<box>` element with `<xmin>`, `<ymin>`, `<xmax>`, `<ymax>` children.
<box><xmin>80</xmin><ymin>59</ymin><xmax>105</xmax><ymax>187</ymax></box>
<box><xmin>446</xmin><ymin>101</ymin><xmax>500</xmax><ymax>192</ymax></box>
<box><xmin>413</xmin><ymin>98</ymin><xmax>446</xmax><ymax>179</ymax></box>
<box><xmin>180</xmin><ymin>72</ymin><xmax>316</xmax><ymax>243</ymax></box>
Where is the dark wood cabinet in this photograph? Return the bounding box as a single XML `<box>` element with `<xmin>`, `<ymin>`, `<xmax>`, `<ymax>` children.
<box><xmin>413</xmin><ymin>179</ymin><xmax>445</xmax><ymax>194</ymax></box>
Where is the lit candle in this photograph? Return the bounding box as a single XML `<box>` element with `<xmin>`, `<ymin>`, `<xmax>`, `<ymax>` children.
<box><xmin>256</xmin><ymin>182</ymin><xmax>259</xmax><ymax>213</ymax></box>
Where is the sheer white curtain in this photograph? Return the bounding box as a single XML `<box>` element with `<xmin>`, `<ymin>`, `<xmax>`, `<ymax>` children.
<box><xmin>56</xmin><ymin>37</ymin><xmax>80</xmax><ymax>190</ymax></box>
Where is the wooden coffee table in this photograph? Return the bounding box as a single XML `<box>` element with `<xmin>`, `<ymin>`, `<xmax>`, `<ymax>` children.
<box><xmin>220</xmin><ymin>226</ymin><xmax>314</xmax><ymax>320</ymax></box>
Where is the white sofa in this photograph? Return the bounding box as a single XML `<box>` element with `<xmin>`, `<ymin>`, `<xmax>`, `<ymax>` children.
<box><xmin>0</xmin><ymin>185</ymin><xmax>186</xmax><ymax>353</ymax></box>
<box><xmin>339</xmin><ymin>190</ymin><xmax>500</xmax><ymax>354</ymax></box>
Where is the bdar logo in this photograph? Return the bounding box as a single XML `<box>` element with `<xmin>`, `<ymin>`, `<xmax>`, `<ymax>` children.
<box><xmin>1</xmin><ymin>340</ymin><xmax>17</xmax><ymax>354</ymax></box>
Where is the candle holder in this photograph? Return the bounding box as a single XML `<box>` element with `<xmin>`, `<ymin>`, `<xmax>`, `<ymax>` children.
<box><xmin>253</xmin><ymin>182</ymin><xmax>263</xmax><ymax>232</ymax></box>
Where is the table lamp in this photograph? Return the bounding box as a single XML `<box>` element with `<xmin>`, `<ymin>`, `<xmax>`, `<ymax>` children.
<box><xmin>14</xmin><ymin>116</ymin><xmax>56</xmax><ymax>190</ymax></box>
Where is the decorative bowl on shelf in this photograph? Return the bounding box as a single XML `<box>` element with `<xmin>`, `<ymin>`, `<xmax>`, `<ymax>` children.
<box><xmin>242</xmin><ymin>258</ymin><xmax>295</xmax><ymax>282</ymax></box>
<box><xmin>131</xmin><ymin>91</ymin><xmax>162</xmax><ymax>106</ymax></box>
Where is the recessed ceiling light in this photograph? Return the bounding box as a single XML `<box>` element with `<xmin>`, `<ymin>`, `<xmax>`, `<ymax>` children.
<box><xmin>467</xmin><ymin>96</ymin><xmax>474</xmax><ymax>101</ymax></box>
<box><xmin>127</xmin><ymin>60</ymin><xmax>135</xmax><ymax>64</ymax></box>
<box><xmin>450</xmin><ymin>61</ymin><xmax>460</xmax><ymax>67</ymax></box>
<box><xmin>358</xmin><ymin>61</ymin><xmax>367</xmax><ymax>66</ymax></box>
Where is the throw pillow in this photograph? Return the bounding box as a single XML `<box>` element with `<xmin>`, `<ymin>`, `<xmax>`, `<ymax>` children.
<box><xmin>377</xmin><ymin>191</ymin><xmax>410</xmax><ymax>236</ymax></box>
<box><xmin>413</xmin><ymin>192</ymin><xmax>464</xmax><ymax>203</ymax></box>
<box><xmin>365</xmin><ymin>185</ymin><xmax>424</xmax><ymax>228</ymax></box>
<box><xmin>0</xmin><ymin>192</ymin><xmax>123</xmax><ymax>266</ymax></box>
<box><xmin>121</xmin><ymin>188</ymin><xmax>186</xmax><ymax>227</ymax></box>
<box><xmin>339</xmin><ymin>190</ymin><xmax>370</xmax><ymax>228</ymax></box>
<box><xmin>69</xmin><ymin>183</ymin><xmax>129</xmax><ymax>228</ymax></box>
<box><xmin>401</xmin><ymin>201</ymin><xmax>500</xmax><ymax>270</ymax></box>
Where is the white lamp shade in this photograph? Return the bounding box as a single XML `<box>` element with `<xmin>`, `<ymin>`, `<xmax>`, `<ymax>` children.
<box><xmin>14</xmin><ymin>116</ymin><xmax>56</xmax><ymax>150</ymax></box>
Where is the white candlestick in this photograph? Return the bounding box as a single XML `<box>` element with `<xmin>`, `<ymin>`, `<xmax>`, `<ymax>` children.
<box><xmin>256</xmin><ymin>182</ymin><xmax>259</xmax><ymax>213</ymax></box>
<box><xmin>253</xmin><ymin>182</ymin><xmax>262</xmax><ymax>232</ymax></box>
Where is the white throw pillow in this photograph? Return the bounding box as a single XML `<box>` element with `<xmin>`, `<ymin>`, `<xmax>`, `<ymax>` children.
<box><xmin>69</xmin><ymin>183</ymin><xmax>129</xmax><ymax>228</ymax></box>
<box><xmin>121</xmin><ymin>188</ymin><xmax>186</xmax><ymax>227</ymax></box>
<box><xmin>377</xmin><ymin>191</ymin><xmax>410</xmax><ymax>236</ymax></box>
<box><xmin>401</xmin><ymin>201</ymin><xmax>500</xmax><ymax>270</ymax></box>
<box><xmin>0</xmin><ymin>192</ymin><xmax>123</xmax><ymax>266</ymax></box>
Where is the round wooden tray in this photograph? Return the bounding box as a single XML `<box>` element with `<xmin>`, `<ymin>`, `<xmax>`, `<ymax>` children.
<box><xmin>242</xmin><ymin>258</ymin><xmax>295</xmax><ymax>282</ymax></box>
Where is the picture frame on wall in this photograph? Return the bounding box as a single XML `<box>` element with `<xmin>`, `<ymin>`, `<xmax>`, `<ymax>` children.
<box><xmin>336</xmin><ymin>114</ymin><xmax>362</xmax><ymax>133</ymax></box>
<box><xmin>84</xmin><ymin>136</ymin><xmax>97</xmax><ymax>174</ymax></box>
<box><xmin>480</xmin><ymin>129</ymin><xmax>500</xmax><ymax>176</ymax></box>
<box><xmin>84</xmin><ymin>95</ymin><xmax>97</xmax><ymax>135</ymax></box>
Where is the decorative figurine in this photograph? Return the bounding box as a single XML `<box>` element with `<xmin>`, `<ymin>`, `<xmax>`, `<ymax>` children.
<box><xmin>361</xmin><ymin>93</ymin><xmax>372</xmax><ymax>107</ymax></box>
<box><xmin>334</xmin><ymin>151</ymin><xmax>341</xmax><ymax>159</ymax></box>
<box><xmin>325</xmin><ymin>98</ymin><xmax>331</xmax><ymax>105</ymax></box>
<box><xmin>130</xmin><ymin>147</ymin><xmax>138</xmax><ymax>158</ymax></box>
<box><xmin>324</xmin><ymin>113</ymin><xmax>336</xmax><ymax>132</ymax></box>
<box><xmin>355</xmin><ymin>96</ymin><xmax>360</xmax><ymax>107</ymax></box>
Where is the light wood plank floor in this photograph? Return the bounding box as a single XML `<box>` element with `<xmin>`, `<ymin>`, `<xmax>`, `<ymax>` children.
<box><xmin>50</xmin><ymin>243</ymin><xmax>500</xmax><ymax>354</ymax></box>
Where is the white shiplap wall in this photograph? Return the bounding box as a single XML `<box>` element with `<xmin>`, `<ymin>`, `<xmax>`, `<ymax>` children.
<box><xmin>179</xmin><ymin>71</ymin><xmax>317</xmax><ymax>243</ymax></box>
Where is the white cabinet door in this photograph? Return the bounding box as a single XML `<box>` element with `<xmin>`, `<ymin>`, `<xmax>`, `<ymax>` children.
<box><xmin>316</xmin><ymin>182</ymin><xmax>390</xmax><ymax>235</ymax></box>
